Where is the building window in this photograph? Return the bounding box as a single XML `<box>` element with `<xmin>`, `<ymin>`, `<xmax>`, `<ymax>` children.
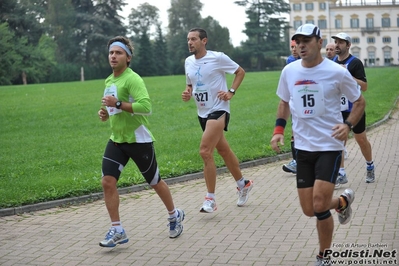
<box><xmin>350</xmin><ymin>18</ymin><xmax>359</xmax><ymax>28</ymax></box>
<box><xmin>368</xmin><ymin>51</ymin><xmax>375</xmax><ymax>65</ymax></box>
<box><xmin>305</xmin><ymin>3</ymin><xmax>314</xmax><ymax>10</ymax></box>
<box><xmin>381</xmin><ymin>18</ymin><xmax>390</xmax><ymax>28</ymax></box>
<box><xmin>384</xmin><ymin>51</ymin><xmax>391</xmax><ymax>65</ymax></box>
<box><xmin>366</xmin><ymin>18</ymin><xmax>374</xmax><ymax>28</ymax></box>
<box><xmin>319</xmin><ymin>2</ymin><xmax>326</xmax><ymax>10</ymax></box>
<box><xmin>318</xmin><ymin>20</ymin><xmax>327</xmax><ymax>29</ymax></box>
<box><xmin>397</xmin><ymin>17</ymin><xmax>399</xmax><ymax>27</ymax></box>
<box><xmin>293</xmin><ymin>3</ymin><xmax>301</xmax><ymax>11</ymax></box>
<box><xmin>382</xmin><ymin>37</ymin><xmax>391</xmax><ymax>43</ymax></box>
<box><xmin>306</xmin><ymin>19</ymin><xmax>315</xmax><ymax>24</ymax></box>
<box><xmin>352</xmin><ymin>51</ymin><xmax>360</xmax><ymax>58</ymax></box>
<box><xmin>352</xmin><ymin>37</ymin><xmax>360</xmax><ymax>44</ymax></box>
<box><xmin>294</xmin><ymin>20</ymin><xmax>302</xmax><ymax>29</ymax></box>
<box><xmin>367</xmin><ymin>37</ymin><xmax>375</xmax><ymax>43</ymax></box>
<box><xmin>335</xmin><ymin>19</ymin><xmax>343</xmax><ymax>29</ymax></box>
<box><xmin>322</xmin><ymin>39</ymin><xmax>327</xmax><ymax>48</ymax></box>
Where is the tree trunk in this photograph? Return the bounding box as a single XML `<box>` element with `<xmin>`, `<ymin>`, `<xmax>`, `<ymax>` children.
<box><xmin>81</xmin><ymin>67</ymin><xmax>84</xmax><ymax>81</ymax></box>
<box><xmin>22</xmin><ymin>71</ymin><xmax>27</xmax><ymax>85</ymax></box>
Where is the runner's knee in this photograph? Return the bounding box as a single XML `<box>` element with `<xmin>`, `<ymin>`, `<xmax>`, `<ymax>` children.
<box><xmin>199</xmin><ymin>145</ymin><xmax>214</xmax><ymax>160</ymax></box>
<box><xmin>314</xmin><ymin>210</ymin><xmax>331</xmax><ymax>221</ymax></box>
<box><xmin>101</xmin><ymin>175</ymin><xmax>117</xmax><ymax>189</ymax></box>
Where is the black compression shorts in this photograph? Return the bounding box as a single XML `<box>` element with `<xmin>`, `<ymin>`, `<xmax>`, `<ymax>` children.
<box><xmin>102</xmin><ymin>140</ymin><xmax>161</xmax><ymax>185</ymax></box>
<box><xmin>296</xmin><ymin>150</ymin><xmax>341</xmax><ymax>188</ymax></box>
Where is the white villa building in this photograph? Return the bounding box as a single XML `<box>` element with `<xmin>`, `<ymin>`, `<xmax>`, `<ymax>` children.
<box><xmin>288</xmin><ymin>0</ymin><xmax>399</xmax><ymax>66</ymax></box>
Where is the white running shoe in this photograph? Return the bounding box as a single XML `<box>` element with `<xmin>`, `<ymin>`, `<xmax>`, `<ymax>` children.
<box><xmin>282</xmin><ymin>159</ymin><xmax>297</xmax><ymax>174</ymax></box>
<box><xmin>334</xmin><ymin>173</ymin><xmax>348</xmax><ymax>189</ymax></box>
<box><xmin>99</xmin><ymin>228</ymin><xmax>129</xmax><ymax>247</ymax></box>
<box><xmin>200</xmin><ymin>197</ymin><xmax>217</xmax><ymax>213</ymax></box>
<box><xmin>168</xmin><ymin>208</ymin><xmax>185</xmax><ymax>238</ymax></box>
<box><xmin>366</xmin><ymin>167</ymin><xmax>375</xmax><ymax>183</ymax></box>
<box><xmin>336</xmin><ymin>188</ymin><xmax>355</xmax><ymax>225</ymax></box>
<box><xmin>237</xmin><ymin>180</ymin><xmax>254</xmax><ymax>207</ymax></box>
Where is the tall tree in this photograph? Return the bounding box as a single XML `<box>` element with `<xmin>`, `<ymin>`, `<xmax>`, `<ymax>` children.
<box><xmin>200</xmin><ymin>16</ymin><xmax>234</xmax><ymax>55</ymax></box>
<box><xmin>235</xmin><ymin>0</ymin><xmax>290</xmax><ymax>70</ymax></box>
<box><xmin>167</xmin><ymin>0</ymin><xmax>203</xmax><ymax>36</ymax></box>
<box><xmin>0</xmin><ymin>0</ymin><xmax>44</xmax><ymax>44</ymax></box>
<box><xmin>0</xmin><ymin>23</ymin><xmax>23</xmax><ymax>85</ymax></box>
<box><xmin>58</xmin><ymin>0</ymin><xmax>95</xmax><ymax>66</ymax></box>
<box><xmin>19</xmin><ymin>35</ymin><xmax>57</xmax><ymax>85</ymax></box>
<box><xmin>136</xmin><ymin>32</ymin><xmax>156</xmax><ymax>77</ymax></box>
<box><xmin>45</xmin><ymin>0</ymin><xmax>77</xmax><ymax>63</ymax></box>
<box><xmin>81</xmin><ymin>0</ymin><xmax>126</xmax><ymax>66</ymax></box>
<box><xmin>167</xmin><ymin>0</ymin><xmax>203</xmax><ymax>74</ymax></box>
<box><xmin>153</xmin><ymin>24</ymin><xmax>170</xmax><ymax>76</ymax></box>
<box><xmin>127</xmin><ymin>3</ymin><xmax>160</xmax><ymax>37</ymax></box>
<box><xmin>89</xmin><ymin>0</ymin><xmax>127</xmax><ymax>67</ymax></box>
<box><xmin>0</xmin><ymin>0</ymin><xmax>57</xmax><ymax>84</ymax></box>
<box><xmin>126</xmin><ymin>3</ymin><xmax>162</xmax><ymax>76</ymax></box>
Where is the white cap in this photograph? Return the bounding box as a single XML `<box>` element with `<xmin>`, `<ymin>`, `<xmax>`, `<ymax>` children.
<box><xmin>291</xmin><ymin>24</ymin><xmax>322</xmax><ymax>40</ymax></box>
<box><xmin>332</xmin><ymin>32</ymin><xmax>351</xmax><ymax>43</ymax></box>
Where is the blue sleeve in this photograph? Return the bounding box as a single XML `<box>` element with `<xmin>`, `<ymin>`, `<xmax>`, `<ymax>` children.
<box><xmin>286</xmin><ymin>56</ymin><xmax>295</xmax><ymax>65</ymax></box>
<box><xmin>286</xmin><ymin>55</ymin><xmax>299</xmax><ymax>65</ymax></box>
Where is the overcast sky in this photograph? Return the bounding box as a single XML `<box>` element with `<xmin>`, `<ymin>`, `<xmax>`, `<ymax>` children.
<box><xmin>119</xmin><ymin>0</ymin><xmax>248</xmax><ymax>47</ymax></box>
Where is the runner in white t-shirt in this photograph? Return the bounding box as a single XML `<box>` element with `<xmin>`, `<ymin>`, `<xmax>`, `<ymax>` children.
<box><xmin>182</xmin><ymin>28</ymin><xmax>254</xmax><ymax>213</ymax></box>
<box><xmin>270</xmin><ymin>24</ymin><xmax>366</xmax><ymax>266</ymax></box>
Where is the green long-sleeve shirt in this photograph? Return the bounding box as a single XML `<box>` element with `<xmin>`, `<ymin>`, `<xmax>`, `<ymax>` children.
<box><xmin>104</xmin><ymin>68</ymin><xmax>155</xmax><ymax>143</ymax></box>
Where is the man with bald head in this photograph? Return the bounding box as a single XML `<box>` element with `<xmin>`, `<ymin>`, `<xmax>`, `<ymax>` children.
<box><xmin>325</xmin><ymin>43</ymin><xmax>336</xmax><ymax>60</ymax></box>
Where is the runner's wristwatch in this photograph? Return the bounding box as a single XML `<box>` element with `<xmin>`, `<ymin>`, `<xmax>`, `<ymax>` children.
<box><xmin>228</xmin><ymin>88</ymin><xmax>236</xmax><ymax>94</ymax></box>
<box><xmin>344</xmin><ymin>120</ymin><xmax>353</xmax><ymax>131</ymax></box>
<box><xmin>115</xmin><ymin>101</ymin><xmax>122</xmax><ymax>109</ymax></box>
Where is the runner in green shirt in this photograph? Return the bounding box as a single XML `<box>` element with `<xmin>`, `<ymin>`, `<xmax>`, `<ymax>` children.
<box><xmin>98</xmin><ymin>36</ymin><xmax>184</xmax><ymax>248</ymax></box>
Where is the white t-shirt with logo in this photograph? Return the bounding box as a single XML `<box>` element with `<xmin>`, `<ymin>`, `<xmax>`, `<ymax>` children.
<box><xmin>185</xmin><ymin>51</ymin><xmax>239</xmax><ymax>118</ymax></box>
<box><xmin>276</xmin><ymin>58</ymin><xmax>361</xmax><ymax>151</ymax></box>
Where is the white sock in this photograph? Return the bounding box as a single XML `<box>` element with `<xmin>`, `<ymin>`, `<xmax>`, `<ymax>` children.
<box><xmin>111</xmin><ymin>221</ymin><xmax>123</xmax><ymax>232</ymax></box>
<box><xmin>206</xmin><ymin>193</ymin><xmax>215</xmax><ymax>200</ymax></box>
<box><xmin>339</xmin><ymin>168</ymin><xmax>346</xmax><ymax>176</ymax></box>
<box><xmin>236</xmin><ymin>177</ymin><xmax>245</xmax><ymax>189</ymax></box>
<box><xmin>168</xmin><ymin>209</ymin><xmax>177</xmax><ymax>218</ymax></box>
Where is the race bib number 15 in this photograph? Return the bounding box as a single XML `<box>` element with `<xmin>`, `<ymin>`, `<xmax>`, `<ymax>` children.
<box><xmin>293</xmin><ymin>83</ymin><xmax>325</xmax><ymax>118</ymax></box>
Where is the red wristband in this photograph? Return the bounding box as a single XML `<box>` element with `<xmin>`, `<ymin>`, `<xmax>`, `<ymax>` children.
<box><xmin>273</xmin><ymin>126</ymin><xmax>285</xmax><ymax>135</ymax></box>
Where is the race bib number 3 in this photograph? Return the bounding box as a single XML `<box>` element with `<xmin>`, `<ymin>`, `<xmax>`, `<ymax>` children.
<box><xmin>293</xmin><ymin>83</ymin><xmax>325</xmax><ymax>118</ymax></box>
<box><xmin>341</xmin><ymin>94</ymin><xmax>349</xmax><ymax>111</ymax></box>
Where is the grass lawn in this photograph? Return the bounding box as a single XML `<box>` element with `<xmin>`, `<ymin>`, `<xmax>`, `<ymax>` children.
<box><xmin>0</xmin><ymin>67</ymin><xmax>398</xmax><ymax>208</ymax></box>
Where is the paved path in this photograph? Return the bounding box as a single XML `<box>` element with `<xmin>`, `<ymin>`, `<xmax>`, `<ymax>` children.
<box><xmin>1</xmin><ymin>108</ymin><xmax>398</xmax><ymax>266</ymax></box>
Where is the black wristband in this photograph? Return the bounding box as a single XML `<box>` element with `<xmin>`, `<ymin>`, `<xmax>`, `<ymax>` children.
<box><xmin>275</xmin><ymin>118</ymin><xmax>287</xmax><ymax>128</ymax></box>
<box><xmin>344</xmin><ymin>120</ymin><xmax>353</xmax><ymax>131</ymax></box>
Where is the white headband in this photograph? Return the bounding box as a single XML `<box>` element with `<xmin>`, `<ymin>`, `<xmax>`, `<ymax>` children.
<box><xmin>110</xmin><ymin>41</ymin><xmax>132</xmax><ymax>56</ymax></box>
